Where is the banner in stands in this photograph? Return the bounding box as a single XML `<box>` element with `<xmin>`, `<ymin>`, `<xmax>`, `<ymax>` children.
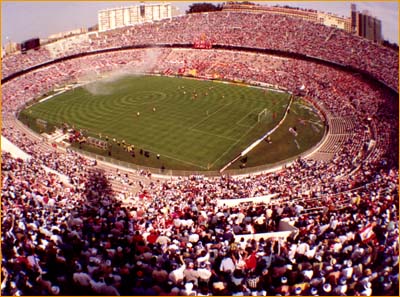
<box><xmin>233</xmin><ymin>218</ymin><xmax>298</xmax><ymax>242</ymax></box>
<box><xmin>217</xmin><ymin>193</ymin><xmax>278</xmax><ymax>207</ymax></box>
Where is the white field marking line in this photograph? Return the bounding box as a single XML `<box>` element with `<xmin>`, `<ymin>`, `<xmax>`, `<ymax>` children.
<box><xmin>33</xmin><ymin>94</ymin><xmax>87</xmax><ymax>124</ymax></box>
<box><xmin>189</xmin><ymin>127</ymin><xmax>237</xmax><ymax>142</ymax></box>
<box><xmin>209</xmin><ymin>122</ymin><xmax>257</xmax><ymax>168</ymax></box>
<box><xmin>139</xmin><ymin>143</ymin><xmax>208</xmax><ymax>169</ymax></box>
<box><xmin>235</xmin><ymin>108</ymin><xmax>259</xmax><ymax>127</ymax></box>
<box><xmin>100</xmin><ymin>137</ymin><xmax>204</xmax><ymax>169</ymax></box>
<box><xmin>38</xmin><ymin>89</ymin><xmax>69</xmax><ymax>103</ymax></box>
<box><xmin>294</xmin><ymin>101</ymin><xmax>316</xmax><ymax>112</ymax></box>
<box><xmin>217</xmin><ymin>95</ymin><xmax>292</xmax><ymax>170</ymax></box>
<box><xmin>294</xmin><ymin>139</ymin><xmax>301</xmax><ymax>150</ymax></box>
<box><xmin>97</xmin><ymin>121</ymin><xmax>207</xmax><ymax>169</ymax></box>
<box><xmin>109</xmin><ymin>110</ymin><xmax>215</xmax><ymax>169</ymax></box>
<box><xmin>113</xmin><ymin>118</ymin><xmax>208</xmax><ymax>169</ymax></box>
<box><xmin>72</xmin><ymin>115</ymin><xmax>207</xmax><ymax>169</ymax></box>
<box><xmin>219</xmin><ymin>94</ymin><xmax>293</xmax><ymax>172</ymax></box>
<box><xmin>188</xmin><ymin>103</ymin><xmax>231</xmax><ymax>129</ymax></box>
<box><xmin>302</xmin><ymin>119</ymin><xmax>324</xmax><ymax>127</ymax></box>
<box><xmin>118</xmin><ymin>137</ymin><xmax>208</xmax><ymax>169</ymax></box>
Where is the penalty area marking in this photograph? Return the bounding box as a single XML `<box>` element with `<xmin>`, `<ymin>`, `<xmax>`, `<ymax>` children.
<box><xmin>188</xmin><ymin>103</ymin><xmax>231</xmax><ymax>129</ymax></box>
<box><xmin>209</xmin><ymin>121</ymin><xmax>258</xmax><ymax>169</ymax></box>
<box><xmin>130</xmin><ymin>141</ymin><xmax>208</xmax><ymax>170</ymax></box>
<box><xmin>97</xmin><ymin>117</ymin><xmax>209</xmax><ymax>170</ymax></box>
<box><xmin>236</xmin><ymin>108</ymin><xmax>261</xmax><ymax>128</ymax></box>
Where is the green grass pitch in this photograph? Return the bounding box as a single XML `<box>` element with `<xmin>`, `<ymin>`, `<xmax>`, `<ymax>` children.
<box><xmin>19</xmin><ymin>75</ymin><xmax>325</xmax><ymax>172</ymax></box>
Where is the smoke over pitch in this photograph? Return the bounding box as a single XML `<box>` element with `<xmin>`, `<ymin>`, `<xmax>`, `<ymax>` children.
<box><xmin>79</xmin><ymin>48</ymin><xmax>163</xmax><ymax>95</ymax></box>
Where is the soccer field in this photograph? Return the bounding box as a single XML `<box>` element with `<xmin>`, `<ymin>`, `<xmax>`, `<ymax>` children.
<box><xmin>20</xmin><ymin>75</ymin><xmax>324</xmax><ymax>172</ymax></box>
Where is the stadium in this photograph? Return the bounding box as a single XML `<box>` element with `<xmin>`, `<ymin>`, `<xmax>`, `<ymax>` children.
<box><xmin>1</xmin><ymin>2</ymin><xmax>399</xmax><ymax>296</ymax></box>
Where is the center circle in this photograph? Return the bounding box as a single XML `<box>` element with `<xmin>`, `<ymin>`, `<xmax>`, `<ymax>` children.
<box><xmin>119</xmin><ymin>91</ymin><xmax>167</xmax><ymax>106</ymax></box>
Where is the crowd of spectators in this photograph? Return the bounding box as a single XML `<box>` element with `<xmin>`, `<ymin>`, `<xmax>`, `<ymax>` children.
<box><xmin>2</xmin><ymin>11</ymin><xmax>398</xmax><ymax>90</ymax></box>
<box><xmin>2</xmin><ymin>147</ymin><xmax>398</xmax><ymax>296</ymax></box>
<box><xmin>2</xmin><ymin>41</ymin><xmax>398</xmax><ymax>295</ymax></box>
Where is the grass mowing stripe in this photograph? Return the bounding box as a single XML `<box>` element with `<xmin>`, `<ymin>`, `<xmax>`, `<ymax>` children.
<box><xmin>188</xmin><ymin>128</ymin><xmax>237</xmax><ymax>142</ymax></box>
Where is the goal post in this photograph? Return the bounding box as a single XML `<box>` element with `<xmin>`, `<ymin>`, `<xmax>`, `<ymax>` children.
<box><xmin>257</xmin><ymin>108</ymin><xmax>269</xmax><ymax>123</ymax></box>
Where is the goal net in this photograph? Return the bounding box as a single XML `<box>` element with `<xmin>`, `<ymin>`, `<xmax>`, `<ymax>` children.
<box><xmin>257</xmin><ymin>108</ymin><xmax>270</xmax><ymax>123</ymax></box>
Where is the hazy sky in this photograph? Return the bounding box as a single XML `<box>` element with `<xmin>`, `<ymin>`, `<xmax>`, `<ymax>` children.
<box><xmin>2</xmin><ymin>1</ymin><xmax>398</xmax><ymax>46</ymax></box>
